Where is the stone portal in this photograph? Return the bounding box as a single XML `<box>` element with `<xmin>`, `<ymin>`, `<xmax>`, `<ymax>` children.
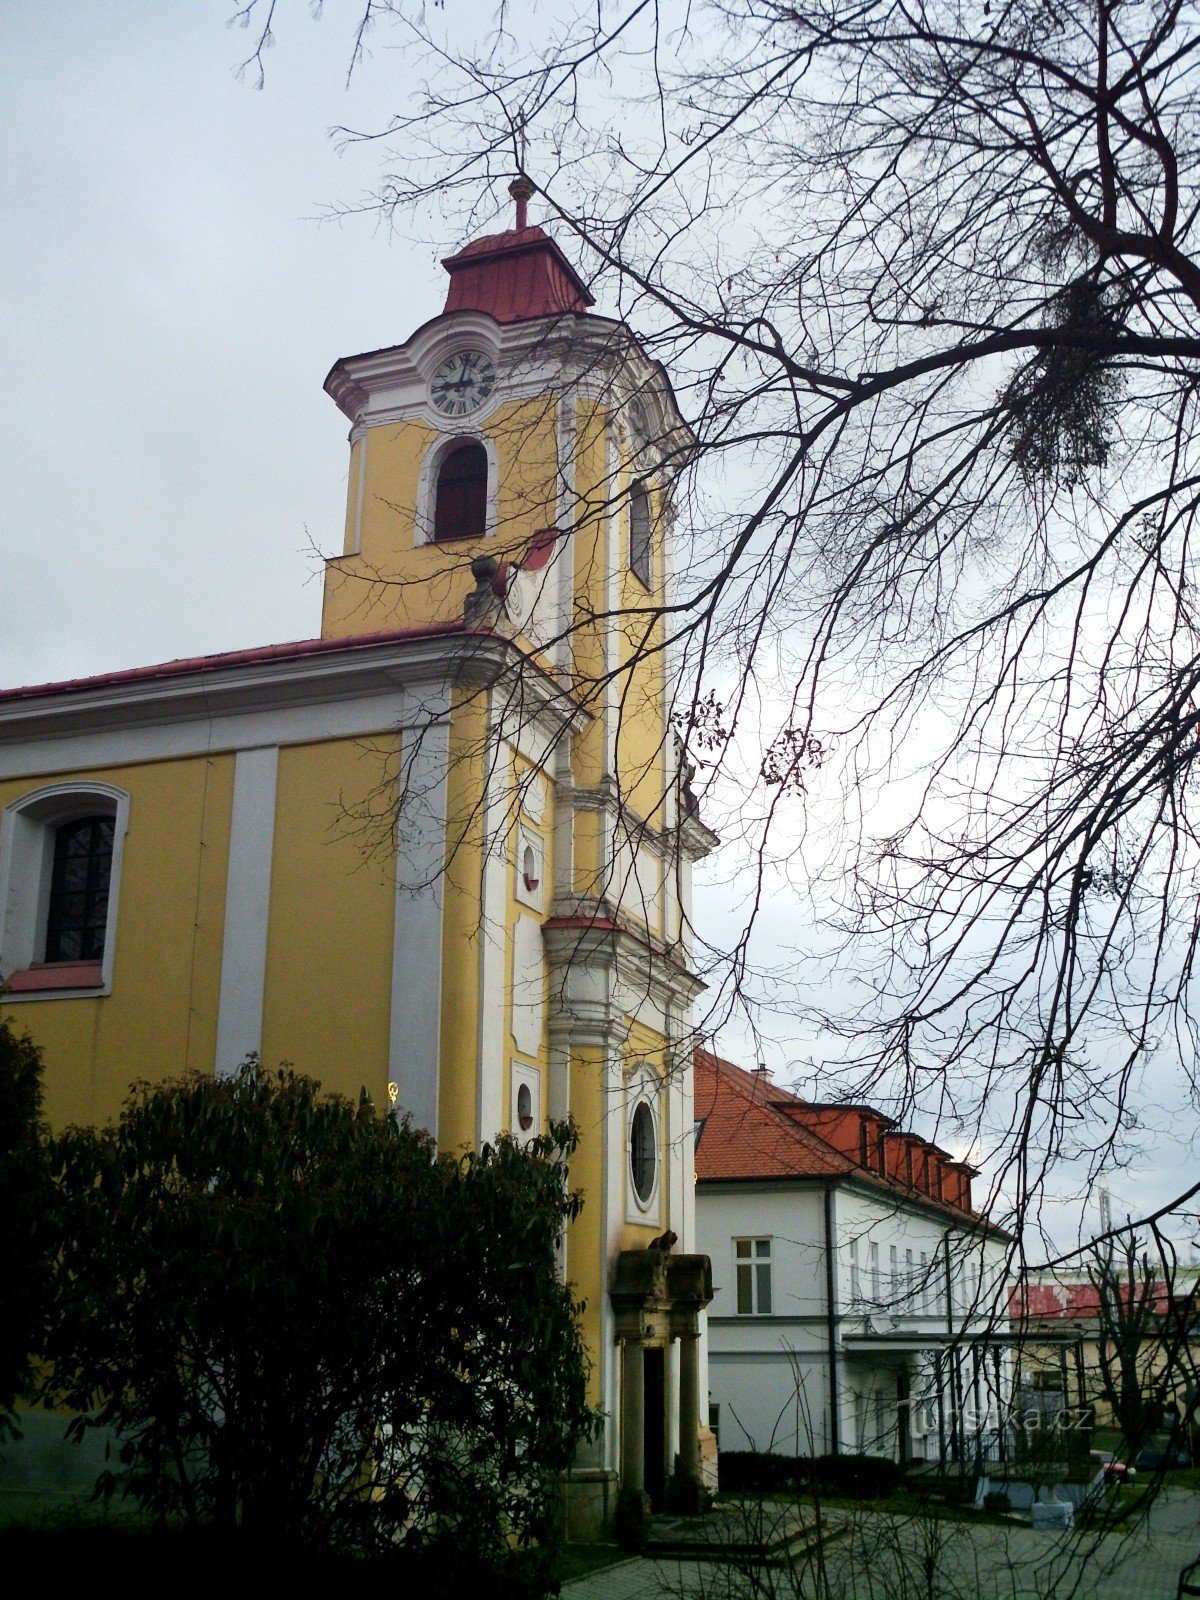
<box><xmin>611</xmin><ymin>1245</ymin><xmax>714</xmax><ymax>1526</ymax></box>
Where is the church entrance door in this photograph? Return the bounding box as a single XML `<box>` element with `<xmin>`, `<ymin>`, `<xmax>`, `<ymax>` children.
<box><xmin>643</xmin><ymin>1346</ymin><xmax>667</xmax><ymax>1509</ymax></box>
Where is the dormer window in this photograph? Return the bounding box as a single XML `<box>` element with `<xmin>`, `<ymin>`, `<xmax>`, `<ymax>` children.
<box><xmin>434</xmin><ymin>440</ymin><xmax>488</xmax><ymax>541</ymax></box>
<box><xmin>629</xmin><ymin>484</ymin><xmax>652</xmax><ymax>589</ymax></box>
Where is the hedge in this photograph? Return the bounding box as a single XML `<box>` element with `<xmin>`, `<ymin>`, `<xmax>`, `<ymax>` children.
<box><xmin>718</xmin><ymin>1451</ymin><xmax>903</xmax><ymax>1500</ymax></box>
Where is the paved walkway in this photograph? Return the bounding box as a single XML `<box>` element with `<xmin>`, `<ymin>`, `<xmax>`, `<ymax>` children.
<box><xmin>562</xmin><ymin>1490</ymin><xmax>1200</xmax><ymax>1600</ymax></box>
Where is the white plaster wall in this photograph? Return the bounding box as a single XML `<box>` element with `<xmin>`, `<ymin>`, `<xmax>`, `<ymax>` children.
<box><xmin>834</xmin><ymin>1184</ymin><xmax>1009</xmax><ymax>1332</ymax></box>
<box><xmin>698</xmin><ymin>1184</ymin><xmax>832</xmax><ymax>1456</ymax></box>
<box><xmin>699</xmin><ymin>1178</ymin><xmax>1012</xmax><ymax>1463</ymax></box>
<box><xmin>699</xmin><ymin>1185</ymin><xmax>829</xmax><ymax>1321</ymax></box>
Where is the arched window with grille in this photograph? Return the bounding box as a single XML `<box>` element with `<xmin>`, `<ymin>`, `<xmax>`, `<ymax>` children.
<box><xmin>0</xmin><ymin>782</ymin><xmax>130</xmax><ymax>996</ymax></box>
<box><xmin>44</xmin><ymin>814</ymin><xmax>115</xmax><ymax>962</ymax></box>
<box><xmin>434</xmin><ymin>440</ymin><xmax>489</xmax><ymax>541</ymax></box>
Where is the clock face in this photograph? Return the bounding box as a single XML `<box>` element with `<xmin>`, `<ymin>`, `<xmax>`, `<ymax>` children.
<box><xmin>429</xmin><ymin>350</ymin><xmax>497</xmax><ymax>417</ymax></box>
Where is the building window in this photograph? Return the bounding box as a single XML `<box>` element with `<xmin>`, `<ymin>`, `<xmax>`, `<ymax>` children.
<box><xmin>920</xmin><ymin>1251</ymin><xmax>931</xmax><ymax>1313</ymax></box>
<box><xmin>521</xmin><ymin>843</ymin><xmax>539</xmax><ymax>894</ymax></box>
<box><xmin>514</xmin><ymin>826</ymin><xmax>544</xmax><ymax>912</ymax></box>
<box><xmin>434</xmin><ymin>440</ymin><xmax>488</xmax><ymax>540</ymax></box>
<box><xmin>44</xmin><ymin>815</ymin><xmax>115</xmax><ymax>962</ymax></box>
<box><xmin>629</xmin><ymin>1100</ymin><xmax>657</xmax><ymax>1205</ymax></box>
<box><xmin>511</xmin><ymin>1062</ymin><xmax>541</xmax><ymax>1137</ymax></box>
<box><xmin>735</xmin><ymin>1238</ymin><xmax>772</xmax><ymax>1315</ymax></box>
<box><xmin>0</xmin><ymin>782</ymin><xmax>130</xmax><ymax>998</ymax></box>
<box><xmin>869</xmin><ymin>1241</ymin><xmax>881</xmax><ymax>1306</ymax></box>
<box><xmin>850</xmin><ymin>1238</ymin><xmax>861</xmax><ymax>1306</ymax></box>
<box><xmin>629</xmin><ymin>484</ymin><xmax>652</xmax><ymax>589</ymax></box>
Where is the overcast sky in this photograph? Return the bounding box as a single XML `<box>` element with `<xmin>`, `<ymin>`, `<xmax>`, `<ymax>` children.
<box><xmin>3</xmin><ymin>5</ymin><xmax>1190</xmax><ymax>1257</ymax></box>
<box><xmin>1</xmin><ymin>3</ymin><xmax>454</xmax><ymax>689</ymax></box>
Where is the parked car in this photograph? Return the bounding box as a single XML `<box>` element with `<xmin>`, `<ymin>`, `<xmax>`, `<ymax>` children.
<box><xmin>1090</xmin><ymin>1449</ymin><xmax>1135</xmax><ymax>1483</ymax></box>
<box><xmin>1135</xmin><ymin>1445</ymin><xmax>1192</xmax><ymax>1472</ymax></box>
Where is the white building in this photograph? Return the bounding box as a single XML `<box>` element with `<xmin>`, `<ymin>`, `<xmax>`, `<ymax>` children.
<box><xmin>695</xmin><ymin>1050</ymin><xmax>1011</xmax><ymax>1466</ymax></box>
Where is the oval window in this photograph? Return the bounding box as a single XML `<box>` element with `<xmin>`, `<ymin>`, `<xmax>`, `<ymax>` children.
<box><xmin>630</xmin><ymin>1100</ymin><xmax>657</xmax><ymax>1204</ymax></box>
<box><xmin>522</xmin><ymin>843</ymin><xmax>540</xmax><ymax>894</ymax></box>
<box><xmin>517</xmin><ymin>1082</ymin><xmax>533</xmax><ymax>1132</ymax></box>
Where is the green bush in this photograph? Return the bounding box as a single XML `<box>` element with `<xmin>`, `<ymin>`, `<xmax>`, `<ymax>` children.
<box><xmin>0</xmin><ymin>1527</ymin><xmax>553</xmax><ymax>1597</ymax></box>
<box><xmin>811</xmin><ymin>1453</ymin><xmax>902</xmax><ymax>1500</ymax></box>
<box><xmin>983</xmin><ymin>1490</ymin><xmax>1011</xmax><ymax>1513</ymax></box>
<box><xmin>0</xmin><ymin>1017</ymin><xmax>50</xmax><ymax>1440</ymax></box>
<box><xmin>718</xmin><ymin>1451</ymin><xmax>804</xmax><ymax>1494</ymax></box>
<box><xmin>41</xmin><ymin>1064</ymin><xmax>597</xmax><ymax>1560</ymax></box>
<box><xmin>718</xmin><ymin>1450</ymin><xmax>901</xmax><ymax>1500</ymax></box>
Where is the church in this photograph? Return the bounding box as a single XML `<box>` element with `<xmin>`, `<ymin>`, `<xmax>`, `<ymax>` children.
<box><xmin>0</xmin><ymin>183</ymin><xmax>719</xmax><ymax>1536</ymax></box>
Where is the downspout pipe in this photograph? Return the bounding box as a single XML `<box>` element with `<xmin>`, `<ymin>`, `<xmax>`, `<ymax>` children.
<box><xmin>825</xmin><ymin>1183</ymin><xmax>840</xmax><ymax>1455</ymax></box>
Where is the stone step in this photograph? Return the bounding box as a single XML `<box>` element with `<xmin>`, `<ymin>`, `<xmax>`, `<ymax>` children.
<box><xmin>644</xmin><ymin>1504</ymin><xmax>845</xmax><ymax>1565</ymax></box>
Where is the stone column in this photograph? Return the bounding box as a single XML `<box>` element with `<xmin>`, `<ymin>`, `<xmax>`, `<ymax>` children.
<box><xmin>677</xmin><ymin>1330</ymin><xmax>702</xmax><ymax>1486</ymax></box>
<box><xmin>621</xmin><ymin>1339</ymin><xmax>645</xmax><ymax>1493</ymax></box>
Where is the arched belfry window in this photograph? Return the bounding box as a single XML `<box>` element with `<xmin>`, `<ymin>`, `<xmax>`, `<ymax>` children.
<box><xmin>434</xmin><ymin>440</ymin><xmax>488</xmax><ymax>541</ymax></box>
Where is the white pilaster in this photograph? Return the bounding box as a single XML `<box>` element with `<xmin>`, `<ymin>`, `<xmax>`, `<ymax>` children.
<box><xmin>389</xmin><ymin>711</ymin><xmax>450</xmax><ymax>1135</ymax></box>
<box><xmin>476</xmin><ymin>726</ymin><xmax>510</xmax><ymax>1146</ymax></box>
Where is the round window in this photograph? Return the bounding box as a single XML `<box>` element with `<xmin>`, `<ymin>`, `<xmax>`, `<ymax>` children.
<box><xmin>517</xmin><ymin>1082</ymin><xmax>533</xmax><ymax>1132</ymax></box>
<box><xmin>630</xmin><ymin>1100</ymin><xmax>657</xmax><ymax>1205</ymax></box>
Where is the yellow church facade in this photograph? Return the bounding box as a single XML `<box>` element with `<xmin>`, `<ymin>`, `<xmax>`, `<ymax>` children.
<box><xmin>0</xmin><ymin>198</ymin><xmax>717</xmax><ymax>1534</ymax></box>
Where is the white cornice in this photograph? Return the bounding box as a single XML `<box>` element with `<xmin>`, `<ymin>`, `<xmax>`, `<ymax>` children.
<box><xmin>543</xmin><ymin>916</ymin><xmax>705</xmax><ymax>1011</ymax></box>
<box><xmin>678</xmin><ymin>813</ymin><xmax>721</xmax><ymax>861</ymax></box>
<box><xmin>326</xmin><ymin>311</ymin><xmax>694</xmax><ymax>474</ymax></box>
<box><xmin>0</xmin><ymin>635</ymin><xmax>581</xmax><ymax>781</ymax></box>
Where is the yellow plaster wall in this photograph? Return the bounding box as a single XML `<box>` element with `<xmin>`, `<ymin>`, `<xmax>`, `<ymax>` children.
<box><xmin>619</xmin><ymin>1022</ymin><xmax>669</xmax><ymax>1251</ymax></box>
<box><xmin>342</xmin><ymin>435</ymin><xmax>364</xmax><ymax>555</ymax></box>
<box><xmin>322</xmin><ymin>396</ymin><xmax>564</xmax><ymax>640</ymax></box>
<box><xmin>492</xmin><ymin>394</ymin><xmax>560</xmax><ymax>547</ymax></box>
<box><xmin>259</xmin><ymin>739</ymin><xmax>396</xmax><ymax>1103</ymax></box>
<box><xmin>0</xmin><ymin>754</ymin><xmax>235</xmax><ymax>1131</ymax></box>
<box><xmin>571</xmin><ymin>806</ymin><xmax>604</xmax><ymax>900</ymax></box>
<box><xmin>360</xmin><ymin>419</ymin><xmax>434</xmax><ymax>561</ymax></box>
<box><xmin>614</xmin><ymin>482</ymin><xmax>669</xmax><ymax>828</ymax></box>
<box><xmin>569</xmin><ymin>400</ymin><xmax>612</xmax><ymax>782</ymax></box>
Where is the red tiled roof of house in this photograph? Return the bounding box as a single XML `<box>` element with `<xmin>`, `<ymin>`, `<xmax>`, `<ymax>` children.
<box><xmin>693</xmin><ymin>1049</ymin><xmax>860</xmax><ymax>1182</ymax></box>
<box><xmin>693</xmin><ymin>1047</ymin><xmax>999</xmax><ymax>1230</ymax></box>
<box><xmin>1008</xmin><ymin>1276</ymin><xmax>1195</xmax><ymax>1322</ymax></box>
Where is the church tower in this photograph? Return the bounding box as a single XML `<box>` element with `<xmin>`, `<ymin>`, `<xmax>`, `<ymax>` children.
<box><xmin>0</xmin><ymin>182</ymin><xmax>718</xmax><ymax>1533</ymax></box>
<box><xmin>319</xmin><ymin>184</ymin><xmax>719</xmax><ymax>1528</ymax></box>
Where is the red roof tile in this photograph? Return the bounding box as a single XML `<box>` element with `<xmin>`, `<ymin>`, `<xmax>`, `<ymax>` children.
<box><xmin>693</xmin><ymin>1050</ymin><xmax>859</xmax><ymax>1182</ymax></box>
<box><xmin>1009</xmin><ymin>1277</ymin><xmax>1192</xmax><ymax>1321</ymax></box>
<box><xmin>441</xmin><ymin>225</ymin><xmax>594</xmax><ymax>324</ymax></box>
<box><xmin>0</xmin><ymin>621</ymin><xmax>471</xmax><ymax>704</ymax></box>
<box><xmin>693</xmin><ymin>1048</ymin><xmax>996</xmax><ymax>1228</ymax></box>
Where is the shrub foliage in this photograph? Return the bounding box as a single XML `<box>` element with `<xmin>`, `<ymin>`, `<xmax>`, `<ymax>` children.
<box><xmin>718</xmin><ymin>1450</ymin><xmax>903</xmax><ymax>1501</ymax></box>
<box><xmin>42</xmin><ymin>1064</ymin><xmax>595</xmax><ymax>1554</ymax></box>
<box><xmin>0</xmin><ymin>1017</ymin><xmax>50</xmax><ymax>1438</ymax></box>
